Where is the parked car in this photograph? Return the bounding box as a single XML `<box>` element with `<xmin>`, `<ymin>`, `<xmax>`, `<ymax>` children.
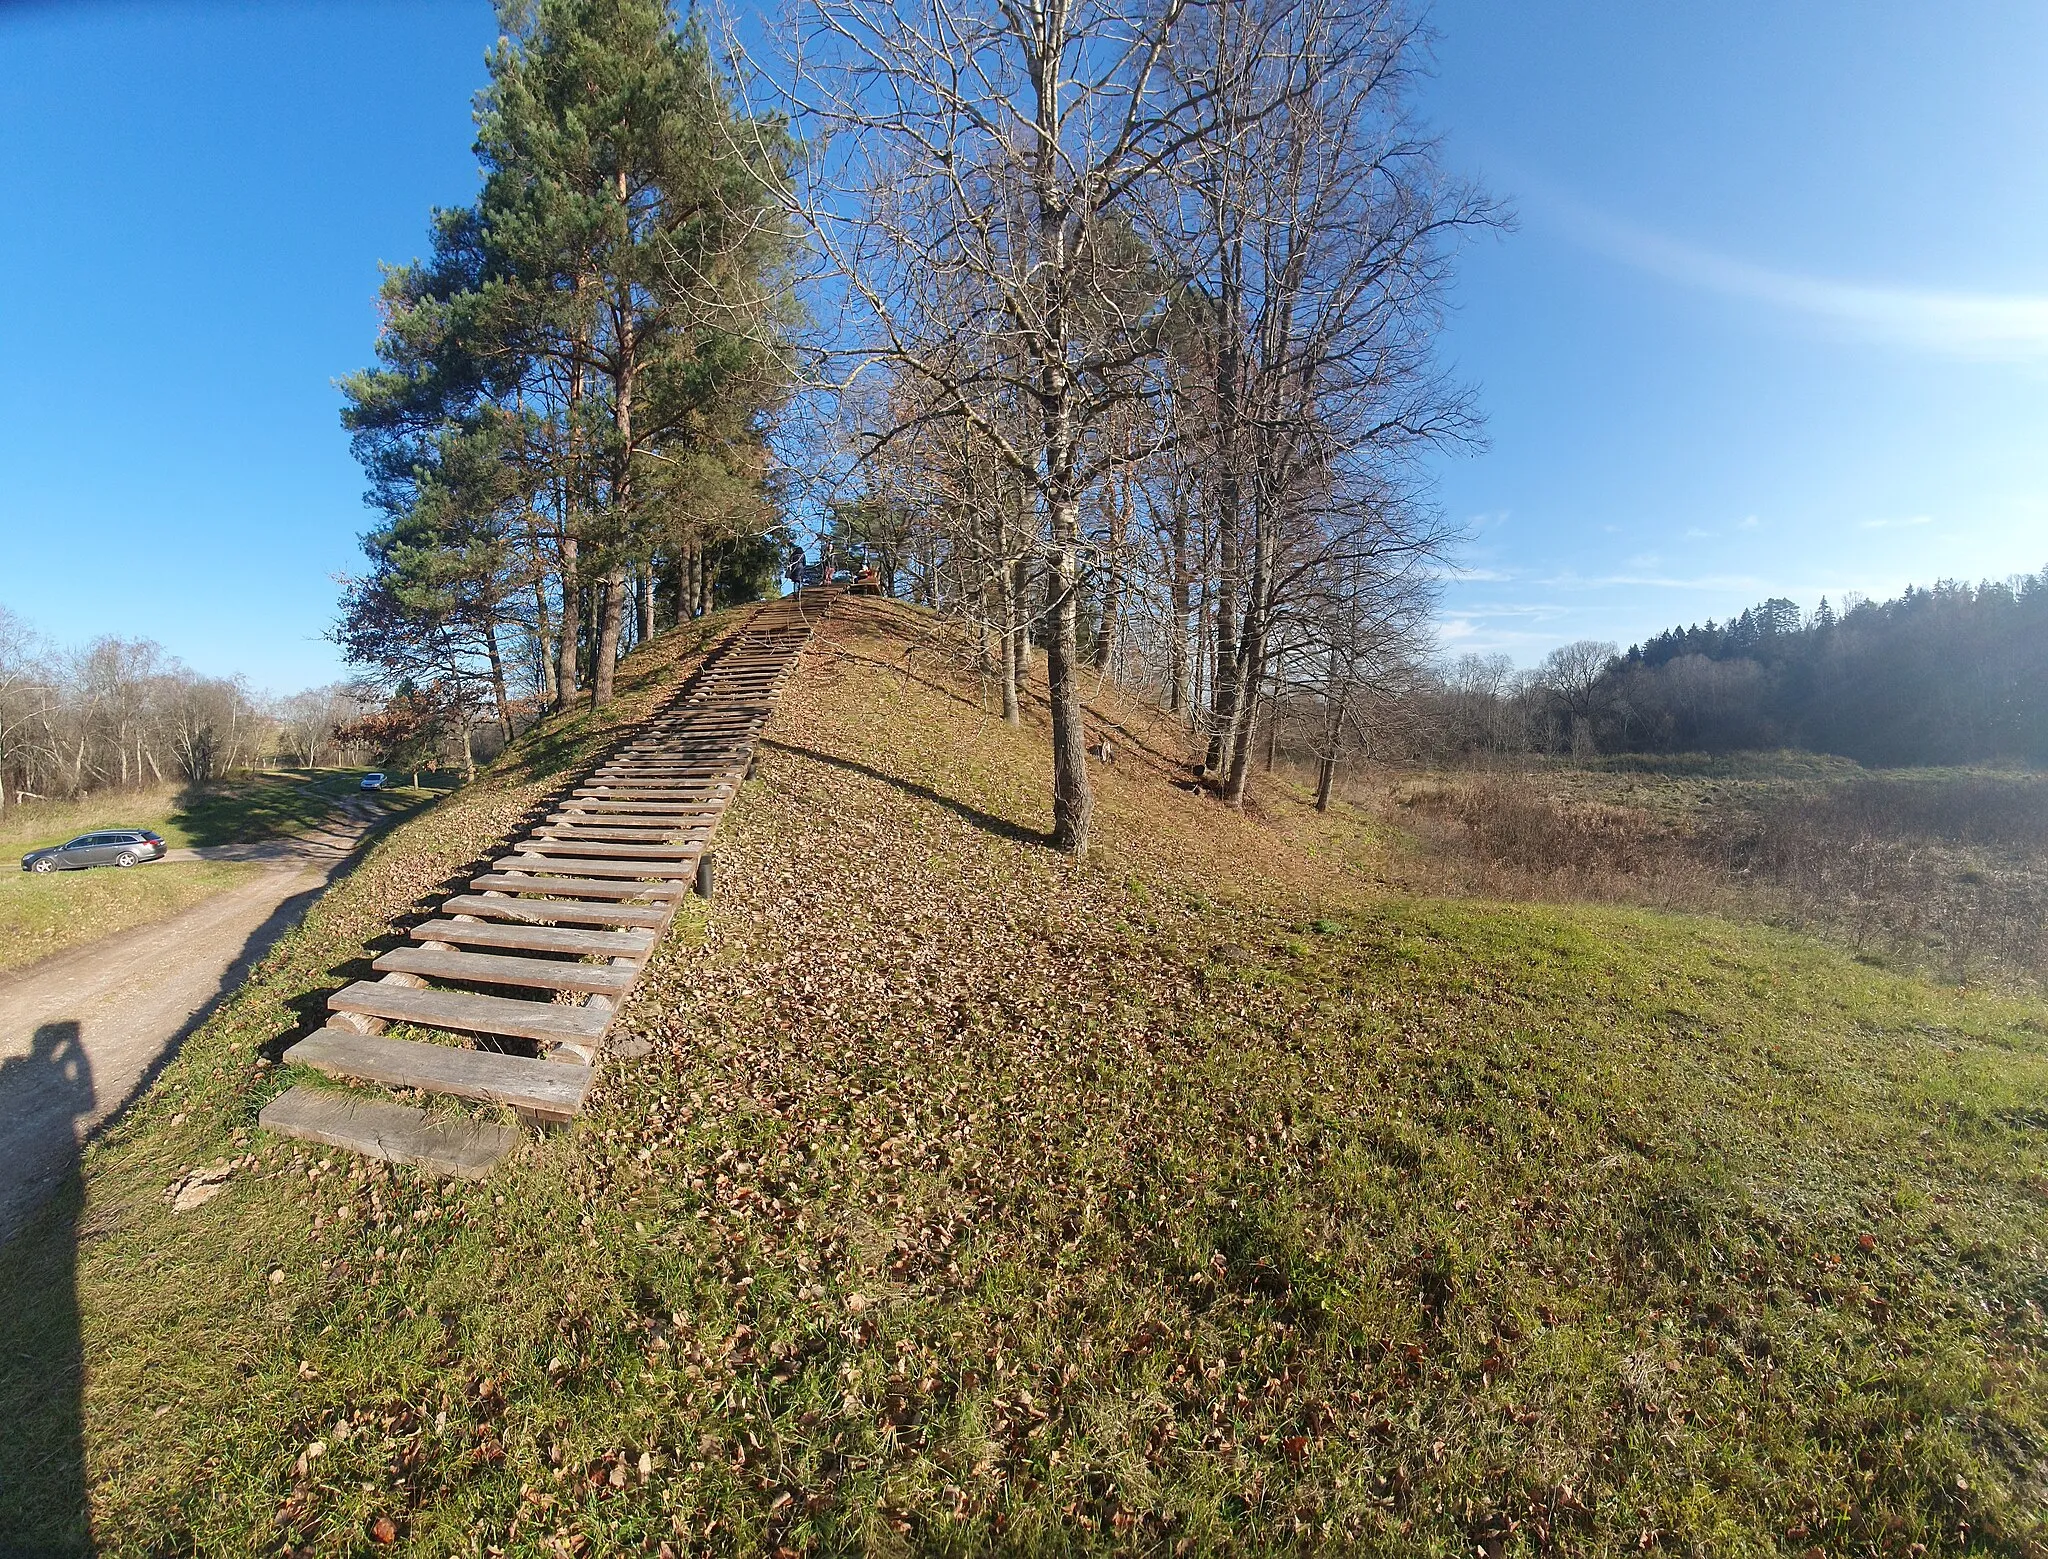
<box><xmin>21</xmin><ymin>829</ymin><xmax>168</xmax><ymax>873</ymax></box>
<box><xmin>360</xmin><ymin>772</ymin><xmax>386</xmax><ymax>791</ymax></box>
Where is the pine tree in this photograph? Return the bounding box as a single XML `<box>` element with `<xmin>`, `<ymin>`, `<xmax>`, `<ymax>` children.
<box><xmin>340</xmin><ymin>0</ymin><xmax>798</xmax><ymax>711</ymax></box>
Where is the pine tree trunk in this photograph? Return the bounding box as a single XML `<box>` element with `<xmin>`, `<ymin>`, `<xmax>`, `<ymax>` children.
<box><xmin>556</xmin><ymin>537</ymin><xmax>580</xmax><ymax>708</ymax></box>
<box><xmin>483</xmin><ymin>619</ymin><xmax>514</xmax><ymax>742</ymax></box>
<box><xmin>637</xmin><ymin>564</ymin><xmax>655</xmax><ymax>644</ymax></box>
<box><xmin>593</xmin><ymin>568</ymin><xmax>626</xmax><ymax>707</ymax></box>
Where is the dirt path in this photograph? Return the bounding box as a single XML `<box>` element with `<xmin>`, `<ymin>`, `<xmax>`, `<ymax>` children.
<box><xmin>0</xmin><ymin>804</ymin><xmax>386</xmax><ymax>1241</ymax></box>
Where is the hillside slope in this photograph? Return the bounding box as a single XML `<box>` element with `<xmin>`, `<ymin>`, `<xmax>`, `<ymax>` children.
<box><xmin>4</xmin><ymin>599</ymin><xmax>2046</xmax><ymax>1556</ymax></box>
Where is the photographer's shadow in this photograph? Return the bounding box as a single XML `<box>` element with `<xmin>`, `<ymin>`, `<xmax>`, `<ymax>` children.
<box><xmin>0</xmin><ymin>1021</ymin><xmax>94</xmax><ymax>1556</ymax></box>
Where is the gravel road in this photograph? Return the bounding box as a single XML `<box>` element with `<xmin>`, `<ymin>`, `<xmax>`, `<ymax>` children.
<box><xmin>0</xmin><ymin>804</ymin><xmax>386</xmax><ymax>1241</ymax></box>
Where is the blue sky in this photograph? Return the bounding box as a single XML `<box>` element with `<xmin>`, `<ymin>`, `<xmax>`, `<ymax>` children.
<box><xmin>0</xmin><ymin>2</ymin><xmax>2043</xmax><ymax>688</ymax></box>
<box><xmin>1417</xmin><ymin>1</ymin><xmax>2048</xmax><ymax>660</ymax></box>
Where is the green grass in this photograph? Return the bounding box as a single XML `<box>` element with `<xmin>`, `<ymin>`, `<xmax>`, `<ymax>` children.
<box><xmin>164</xmin><ymin>768</ymin><xmax>413</xmax><ymax>849</ymax></box>
<box><xmin>0</xmin><ymin>860</ymin><xmax>264</xmax><ymax>972</ymax></box>
<box><xmin>0</xmin><ymin>769</ymin><xmax>442</xmax><ymax>858</ymax></box>
<box><xmin>0</xmin><ymin>770</ymin><xmax>440</xmax><ymax>977</ymax></box>
<box><xmin>1</xmin><ymin>606</ymin><xmax>2043</xmax><ymax>1555</ymax></box>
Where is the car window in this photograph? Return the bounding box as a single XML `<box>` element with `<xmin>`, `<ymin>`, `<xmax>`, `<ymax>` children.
<box><xmin>64</xmin><ymin>835</ymin><xmax>96</xmax><ymax>849</ymax></box>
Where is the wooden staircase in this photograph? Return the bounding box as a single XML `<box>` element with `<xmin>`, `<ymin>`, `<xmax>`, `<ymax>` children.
<box><xmin>257</xmin><ymin>592</ymin><xmax>834</xmax><ymax>1177</ymax></box>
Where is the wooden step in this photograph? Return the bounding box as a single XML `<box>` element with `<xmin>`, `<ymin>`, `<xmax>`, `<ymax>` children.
<box><xmin>373</xmin><ymin>944</ymin><xmax>638</xmax><ymax>995</ymax></box>
<box><xmin>440</xmin><ymin>892</ymin><xmax>672</xmax><ymax>928</ymax></box>
<box><xmin>474</xmin><ymin>870</ymin><xmax>686</xmax><ymax>898</ymax></box>
<box><xmin>260</xmin><ymin>1084</ymin><xmax>518</xmax><ymax>1178</ymax></box>
<box><xmin>573</xmin><ymin>785</ymin><xmax>734</xmax><ymax>797</ymax></box>
<box><xmin>545</xmin><ymin>813</ymin><xmax>717</xmax><ymax>829</ymax></box>
<box><xmin>537</xmin><ymin>823</ymin><xmax>714</xmax><ymax>840</ymax></box>
<box><xmin>490</xmin><ymin>856</ymin><xmax>697</xmax><ymax>882</ymax></box>
<box><xmin>410</xmin><ymin>918</ymin><xmax>654</xmax><ymax>958</ymax></box>
<box><xmin>562</xmin><ymin>794</ymin><xmax>729</xmax><ymax>809</ymax></box>
<box><xmin>286</xmin><ymin>1028</ymin><xmax>594</xmax><ymax>1122</ymax></box>
<box><xmin>573</xmin><ymin>785</ymin><xmax>738</xmax><ymax>799</ymax></box>
<box><xmin>329</xmin><ymin>981</ymin><xmax>609</xmax><ymax>1047</ymax></box>
<box><xmin>508</xmin><ymin>838</ymin><xmax>700</xmax><ymax>860</ymax></box>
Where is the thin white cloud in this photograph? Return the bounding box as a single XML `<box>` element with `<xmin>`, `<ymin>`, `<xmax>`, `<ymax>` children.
<box><xmin>1437</xmin><ymin>565</ymin><xmax>1516</xmax><ymax>582</ymax></box>
<box><xmin>1562</xmin><ymin>204</ymin><xmax>2048</xmax><ymax>362</ymax></box>
<box><xmin>1858</xmin><ymin>514</ymin><xmax>1934</xmax><ymax>530</ymax></box>
<box><xmin>1737</xmin><ymin>515</ymin><xmax>1761</xmax><ymax>530</ymax></box>
<box><xmin>1535</xmin><ymin>570</ymin><xmax>1773</xmax><ymax>593</ymax></box>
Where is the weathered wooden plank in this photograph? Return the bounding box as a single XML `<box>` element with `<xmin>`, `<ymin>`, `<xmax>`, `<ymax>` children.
<box><xmin>544</xmin><ymin>813</ymin><xmax>718</xmax><ymax>830</ymax></box>
<box><xmin>409</xmin><ymin>918</ymin><xmax>653</xmax><ymax>958</ymax></box>
<box><xmin>563</xmin><ymin>789</ymin><xmax>730</xmax><ymax>803</ymax></box>
<box><xmin>493</xmin><ymin>852</ymin><xmax>696</xmax><ymax>876</ymax></box>
<box><xmin>537</xmin><ymin>822</ymin><xmax>714</xmax><ymax>839</ymax></box>
<box><xmin>328</xmin><ymin>981</ymin><xmax>609</xmax><ymax>1046</ymax></box>
<box><xmin>489</xmin><ymin>856</ymin><xmax>698</xmax><ymax>881</ymax></box>
<box><xmin>260</xmin><ymin>1084</ymin><xmax>517</xmax><ymax>1178</ymax></box>
<box><xmin>286</xmin><ymin>1028</ymin><xmax>594</xmax><ymax>1121</ymax></box>
<box><xmin>373</xmin><ymin>944</ymin><xmax>637</xmax><ymax>995</ymax></box>
<box><xmin>509</xmin><ymin>838</ymin><xmax>700</xmax><ymax>859</ymax></box>
<box><xmin>473</xmin><ymin>869</ymin><xmax>686</xmax><ymax>898</ymax></box>
<box><xmin>440</xmin><ymin>893</ymin><xmax>671</xmax><ymax>929</ymax></box>
<box><xmin>567</xmin><ymin>781</ymin><xmax>730</xmax><ymax>793</ymax></box>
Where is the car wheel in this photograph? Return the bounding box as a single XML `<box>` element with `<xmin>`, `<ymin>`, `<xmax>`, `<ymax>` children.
<box><xmin>31</xmin><ymin>857</ymin><xmax>55</xmax><ymax>873</ymax></box>
<box><xmin>115</xmin><ymin>851</ymin><xmax>140</xmax><ymax>867</ymax></box>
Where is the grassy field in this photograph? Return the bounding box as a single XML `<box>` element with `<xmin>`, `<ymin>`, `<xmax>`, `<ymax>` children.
<box><xmin>1</xmin><ymin>601</ymin><xmax>2043</xmax><ymax>1555</ymax></box>
<box><xmin>1373</xmin><ymin>756</ymin><xmax>2048</xmax><ymax>990</ymax></box>
<box><xmin>0</xmin><ymin>768</ymin><xmax>442</xmax><ymax>858</ymax></box>
<box><xmin>0</xmin><ymin>860</ymin><xmax>263</xmax><ymax>974</ymax></box>
<box><xmin>0</xmin><ymin>770</ymin><xmax>441</xmax><ymax>973</ymax></box>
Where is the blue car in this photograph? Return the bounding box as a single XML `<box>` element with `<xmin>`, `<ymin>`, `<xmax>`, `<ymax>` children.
<box><xmin>360</xmin><ymin>772</ymin><xmax>386</xmax><ymax>791</ymax></box>
<box><xmin>22</xmin><ymin>829</ymin><xmax>167</xmax><ymax>872</ymax></box>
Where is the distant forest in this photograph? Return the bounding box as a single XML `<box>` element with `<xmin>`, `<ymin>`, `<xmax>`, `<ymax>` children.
<box><xmin>1412</xmin><ymin>570</ymin><xmax>2048</xmax><ymax>768</ymax></box>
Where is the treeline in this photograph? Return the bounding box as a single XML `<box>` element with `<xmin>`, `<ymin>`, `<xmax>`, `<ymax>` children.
<box><xmin>339</xmin><ymin>0</ymin><xmax>1491</xmax><ymax>845</ymax></box>
<box><xmin>1405</xmin><ymin>570</ymin><xmax>2048</xmax><ymax>767</ymax></box>
<box><xmin>0</xmin><ymin>607</ymin><xmax>367</xmax><ymax>814</ymax></box>
<box><xmin>794</xmin><ymin>0</ymin><xmax>1495</xmax><ymax>844</ymax></box>
<box><xmin>336</xmin><ymin>0</ymin><xmax>798</xmax><ymax>737</ymax></box>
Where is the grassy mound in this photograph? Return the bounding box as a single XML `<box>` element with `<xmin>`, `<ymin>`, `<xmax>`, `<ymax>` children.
<box><xmin>3</xmin><ymin>600</ymin><xmax>2044</xmax><ymax>1556</ymax></box>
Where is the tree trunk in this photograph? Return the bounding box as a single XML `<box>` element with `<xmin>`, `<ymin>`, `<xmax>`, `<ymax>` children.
<box><xmin>700</xmin><ymin>554</ymin><xmax>718</xmax><ymax>617</ymax></box>
<box><xmin>636</xmin><ymin>565</ymin><xmax>655</xmax><ymax>646</ymax></box>
<box><xmin>1044</xmin><ymin>496</ymin><xmax>1093</xmax><ymax>855</ymax></box>
<box><xmin>556</xmin><ymin>536</ymin><xmax>581</xmax><ymax>708</ymax></box>
<box><xmin>1223</xmin><ymin>526</ymin><xmax>1275</xmax><ymax>805</ymax></box>
<box><xmin>1092</xmin><ymin>462</ymin><xmax>1132</xmax><ymax>674</ymax></box>
<box><xmin>1314</xmin><ymin>751</ymin><xmax>1335</xmax><ymax>812</ymax></box>
<box><xmin>528</xmin><ymin>515</ymin><xmax>558</xmax><ymax>705</ymax></box>
<box><xmin>1002</xmin><ymin>548</ymin><xmax>1024</xmax><ymax>725</ymax></box>
<box><xmin>593</xmin><ymin>568</ymin><xmax>627</xmax><ymax>707</ymax></box>
<box><xmin>1167</xmin><ymin>496</ymin><xmax>1191</xmax><ymax>714</ymax></box>
<box><xmin>483</xmin><ymin>618</ymin><xmax>515</xmax><ymax>742</ymax></box>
